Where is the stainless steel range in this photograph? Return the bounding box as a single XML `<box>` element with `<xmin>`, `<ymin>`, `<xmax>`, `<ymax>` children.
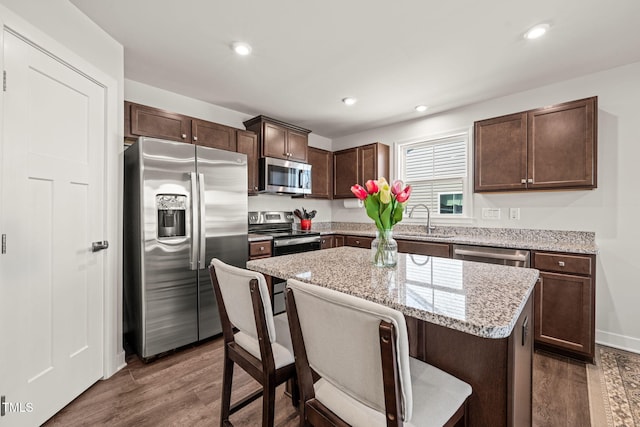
<box><xmin>248</xmin><ymin>211</ymin><xmax>321</xmax><ymax>255</ymax></box>
<box><xmin>248</xmin><ymin>211</ymin><xmax>321</xmax><ymax>313</ymax></box>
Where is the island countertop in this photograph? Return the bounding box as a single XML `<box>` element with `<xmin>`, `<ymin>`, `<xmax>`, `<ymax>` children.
<box><xmin>246</xmin><ymin>247</ymin><xmax>539</xmax><ymax>339</ymax></box>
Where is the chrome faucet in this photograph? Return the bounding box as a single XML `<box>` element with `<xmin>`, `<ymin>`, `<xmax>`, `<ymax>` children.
<box><xmin>408</xmin><ymin>203</ymin><xmax>436</xmax><ymax>235</ymax></box>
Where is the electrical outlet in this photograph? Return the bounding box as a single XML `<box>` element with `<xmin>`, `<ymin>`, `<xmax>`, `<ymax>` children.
<box><xmin>482</xmin><ymin>208</ymin><xmax>501</xmax><ymax>220</ymax></box>
<box><xmin>509</xmin><ymin>208</ymin><xmax>520</xmax><ymax>220</ymax></box>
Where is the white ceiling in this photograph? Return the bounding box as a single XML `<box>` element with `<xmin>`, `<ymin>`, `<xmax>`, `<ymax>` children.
<box><xmin>70</xmin><ymin>0</ymin><xmax>640</xmax><ymax>138</ymax></box>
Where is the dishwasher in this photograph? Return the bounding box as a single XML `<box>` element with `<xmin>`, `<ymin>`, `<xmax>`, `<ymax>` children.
<box><xmin>452</xmin><ymin>244</ymin><xmax>531</xmax><ymax>267</ymax></box>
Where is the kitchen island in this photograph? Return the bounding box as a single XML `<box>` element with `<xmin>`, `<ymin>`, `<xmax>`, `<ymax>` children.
<box><xmin>247</xmin><ymin>246</ymin><xmax>539</xmax><ymax>427</ymax></box>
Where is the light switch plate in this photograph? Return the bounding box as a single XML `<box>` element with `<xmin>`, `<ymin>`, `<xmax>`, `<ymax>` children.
<box><xmin>509</xmin><ymin>208</ymin><xmax>520</xmax><ymax>220</ymax></box>
<box><xmin>482</xmin><ymin>208</ymin><xmax>501</xmax><ymax>220</ymax></box>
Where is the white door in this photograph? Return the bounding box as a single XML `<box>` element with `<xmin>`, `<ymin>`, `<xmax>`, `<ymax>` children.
<box><xmin>0</xmin><ymin>31</ymin><xmax>105</xmax><ymax>426</ymax></box>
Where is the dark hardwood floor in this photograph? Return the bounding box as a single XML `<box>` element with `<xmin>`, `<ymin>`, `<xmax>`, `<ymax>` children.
<box><xmin>44</xmin><ymin>338</ymin><xmax>590</xmax><ymax>426</ymax></box>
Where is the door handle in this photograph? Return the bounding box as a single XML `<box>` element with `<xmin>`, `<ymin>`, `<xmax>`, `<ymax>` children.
<box><xmin>198</xmin><ymin>173</ymin><xmax>206</xmax><ymax>269</ymax></box>
<box><xmin>522</xmin><ymin>316</ymin><xmax>529</xmax><ymax>346</ymax></box>
<box><xmin>92</xmin><ymin>241</ymin><xmax>109</xmax><ymax>252</ymax></box>
<box><xmin>190</xmin><ymin>172</ymin><xmax>199</xmax><ymax>270</ymax></box>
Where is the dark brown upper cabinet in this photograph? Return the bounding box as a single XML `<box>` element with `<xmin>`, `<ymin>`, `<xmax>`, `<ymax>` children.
<box><xmin>474</xmin><ymin>96</ymin><xmax>597</xmax><ymax>192</ymax></box>
<box><xmin>126</xmin><ymin>101</ymin><xmax>191</xmax><ymax>143</ymax></box>
<box><xmin>306</xmin><ymin>147</ymin><xmax>333</xmax><ymax>199</ymax></box>
<box><xmin>192</xmin><ymin>119</ymin><xmax>237</xmax><ymax>151</ymax></box>
<box><xmin>236</xmin><ymin>130</ymin><xmax>259</xmax><ymax>195</ymax></box>
<box><xmin>243</xmin><ymin>115</ymin><xmax>311</xmax><ymax>163</ymax></box>
<box><xmin>125</xmin><ymin>101</ymin><xmax>238</xmax><ymax>152</ymax></box>
<box><xmin>333</xmin><ymin>142</ymin><xmax>389</xmax><ymax>199</ymax></box>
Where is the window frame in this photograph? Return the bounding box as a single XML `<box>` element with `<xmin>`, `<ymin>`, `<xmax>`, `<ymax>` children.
<box><xmin>395</xmin><ymin>128</ymin><xmax>474</xmax><ymax>224</ymax></box>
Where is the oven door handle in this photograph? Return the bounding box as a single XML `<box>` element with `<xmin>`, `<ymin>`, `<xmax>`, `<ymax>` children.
<box><xmin>273</xmin><ymin>236</ymin><xmax>321</xmax><ymax>247</ymax></box>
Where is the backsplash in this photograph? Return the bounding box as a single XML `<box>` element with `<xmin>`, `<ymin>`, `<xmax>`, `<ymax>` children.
<box><xmin>302</xmin><ymin>221</ymin><xmax>596</xmax><ymax>247</ymax></box>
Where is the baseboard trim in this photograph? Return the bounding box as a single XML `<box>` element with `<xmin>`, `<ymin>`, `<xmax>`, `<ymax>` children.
<box><xmin>596</xmin><ymin>330</ymin><xmax>640</xmax><ymax>354</ymax></box>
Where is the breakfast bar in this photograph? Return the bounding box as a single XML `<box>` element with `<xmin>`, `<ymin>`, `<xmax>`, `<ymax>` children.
<box><xmin>247</xmin><ymin>246</ymin><xmax>540</xmax><ymax>427</ymax></box>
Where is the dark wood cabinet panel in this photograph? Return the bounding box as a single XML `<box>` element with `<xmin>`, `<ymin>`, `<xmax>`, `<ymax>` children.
<box><xmin>474</xmin><ymin>97</ymin><xmax>597</xmax><ymax>192</ymax></box>
<box><xmin>344</xmin><ymin>235</ymin><xmax>373</xmax><ymax>249</ymax></box>
<box><xmin>533</xmin><ymin>251</ymin><xmax>595</xmax><ymax>362</ymax></box>
<box><xmin>333</xmin><ymin>142</ymin><xmax>389</xmax><ymax>199</ymax></box>
<box><xmin>236</xmin><ymin>130</ymin><xmax>259</xmax><ymax>195</ymax></box>
<box><xmin>249</xmin><ymin>241</ymin><xmax>272</xmax><ymax>258</ymax></box>
<box><xmin>306</xmin><ymin>147</ymin><xmax>332</xmax><ymax>199</ymax></box>
<box><xmin>320</xmin><ymin>235</ymin><xmax>334</xmax><ymax>249</ymax></box>
<box><xmin>333</xmin><ymin>235</ymin><xmax>345</xmax><ymax>247</ymax></box>
<box><xmin>528</xmin><ymin>97</ymin><xmax>597</xmax><ymax>189</ymax></box>
<box><xmin>262</xmin><ymin>122</ymin><xmax>288</xmax><ymax>159</ymax></box>
<box><xmin>359</xmin><ymin>142</ymin><xmax>390</xmax><ymax>184</ymax></box>
<box><xmin>533</xmin><ymin>252</ymin><xmax>592</xmax><ymax>276</ymax></box>
<box><xmin>397</xmin><ymin>240</ymin><xmax>451</xmax><ymax>257</ymax></box>
<box><xmin>243</xmin><ymin>115</ymin><xmax>311</xmax><ymax>162</ymax></box>
<box><xmin>474</xmin><ymin>112</ymin><xmax>527</xmax><ymax>192</ymax></box>
<box><xmin>127</xmin><ymin>101</ymin><xmax>190</xmax><ymax>142</ymax></box>
<box><xmin>534</xmin><ymin>272</ymin><xmax>593</xmax><ymax>357</ymax></box>
<box><xmin>192</xmin><ymin>119</ymin><xmax>236</xmax><ymax>151</ymax></box>
<box><xmin>333</xmin><ymin>147</ymin><xmax>359</xmax><ymax>198</ymax></box>
<box><xmin>287</xmin><ymin>130</ymin><xmax>309</xmax><ymax>162</ymax></box>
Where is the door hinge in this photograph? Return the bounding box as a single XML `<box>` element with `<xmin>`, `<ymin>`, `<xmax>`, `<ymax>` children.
<box><xmin>3</xmin><ymin>71</ymin><xmax>5</xmax><ymax>92</ymax></box>
<box><xmin>1</xmin><ymin>234</ymin><xmax>5</xmax><ymax>254</ymax></box>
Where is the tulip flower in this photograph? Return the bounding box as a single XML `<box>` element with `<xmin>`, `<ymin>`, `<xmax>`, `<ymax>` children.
<box><xmin>378</xmin><ymin>178</ymin><xmax>391</xmax><ymax>204</ymax></box>
<box><xmin>391</xmin><ymin>180</ymin><xmax>404</xmax><ymax>195</ymax></box>
<box><xmin>365</xmin><ymin>179</ymin><xmax>379</xmax><ymax>194</ymax></box>
<box><xmin>350</xmin><ymin>184</ymin><xmax>368</xmax><ymax>200</ymax></box>
<box><xmin>395</xmin><ymin>185</ymin><xmax>412</xmax><ymax>203</ymax></box>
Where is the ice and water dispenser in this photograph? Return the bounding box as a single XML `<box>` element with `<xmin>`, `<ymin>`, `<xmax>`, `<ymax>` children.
<box><xmin>156</xmin><ymin>194</ymin><xmax>186</xmax><ymax>238</ymax></box>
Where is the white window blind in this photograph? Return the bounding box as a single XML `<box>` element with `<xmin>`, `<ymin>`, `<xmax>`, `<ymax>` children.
<box><xmin>398</xmin><ymin>133</ymin><xmax>469</xmax><ymax>218</ymax></box>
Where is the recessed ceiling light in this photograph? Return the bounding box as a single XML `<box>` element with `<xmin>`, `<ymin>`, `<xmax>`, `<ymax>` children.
<box><xmin>342</xmin><ymin>97</ymin><xmax>357</xmax><ymax>106</ymax></box>
<box><xmin>524</xmin><ymin>23</ymin><xmax>550</xmax><ymax>40</ymax></box>
<box><xmin>415</xmin><ymin>105</ymin><xmax>428</xmax><ymax>112</ymax></box>
<box><xmin>231</xmin><ymin>42</ymin><xmax>252</xmax><ymax>56</ymax></box>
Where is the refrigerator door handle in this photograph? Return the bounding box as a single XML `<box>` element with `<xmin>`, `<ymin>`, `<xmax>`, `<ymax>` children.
<box><xmin>190</xmin><ymin>172</ymin><xmax>199</xmax><ymax>270</ymax></box>
<box><xmin>198</xmin><ymin>173</ymin><xmax>206</xmax><ymax>269</ymax></box>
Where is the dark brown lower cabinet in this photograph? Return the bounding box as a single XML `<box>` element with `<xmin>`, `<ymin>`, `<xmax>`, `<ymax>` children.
<box><xmin>406</xmin><ymin>294</ymin><xmax>533</xmax><ymax>427</ymax></box>
<box><xmin>344</xmin><ymin>235</ymin><xmax>373</xmax><ymax>249</ymax></box>
<box><xmin>320</xmin><ymin>235</ymin><xmax>334</xmax><ymax>249</ymax></box>
<box><xmin>397</xmin><ymin>239</ymin><xmax>451</xmax><ymax>257</ymax></box>
<box><xmin>533</xmin><ymin>251</ymin><xmax>595</xmax><ymax>362</ymax></box>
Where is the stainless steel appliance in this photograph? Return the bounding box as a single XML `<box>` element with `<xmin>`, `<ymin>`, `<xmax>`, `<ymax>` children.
<box><xmin>259</xmin><ymin>157</ymin><xmax>312</xmax><ymax>194</ymax></box>
<box><xmin>248</xmin><ymin>211</ymin><xmax>321</xmax><ymax>312</ymax></box>
<box><xmin>124</xmin><ymin>137</ymin><xmax>248</xmax><ymax>359</ymax></box>
<box><xmin>452</xmin><ymin>244</ymin><xmax>530</xmax><ymax>268</ymax></box>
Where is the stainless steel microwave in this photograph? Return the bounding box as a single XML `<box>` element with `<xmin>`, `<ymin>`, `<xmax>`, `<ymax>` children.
<box><xmin>259</xmin><ymin>157</ymin><xmax>312</xmax><ymax>195</ymax></box>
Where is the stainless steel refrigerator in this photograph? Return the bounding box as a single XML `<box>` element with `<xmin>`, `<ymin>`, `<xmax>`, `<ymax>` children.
<box><xmin>124</xmin><ymin>137</ymin><xmax>248</xmax><ymax>359</ymax></box>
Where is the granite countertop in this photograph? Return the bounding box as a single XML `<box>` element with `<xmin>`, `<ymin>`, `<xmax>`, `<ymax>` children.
<box><xmin>314</xmin><ymin>224</ymin><xmax>597</xmax><ymax>254</ymax></box>
<box><xmin>247</xmin><ymin>247</ymin><xmax>539</xmax><ymax>339</ymax></box>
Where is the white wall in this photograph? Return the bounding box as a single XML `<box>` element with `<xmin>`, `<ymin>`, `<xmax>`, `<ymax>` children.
<box><xmin>0</xmin><ymin>0</ymin><xmax>126</xmax><ymax>376</ymax></box>
<box><xmin>125</xmin><ymin>79</ymin><xmax>334</xmax><ymax>221</ymax></box>
<box><xmin>332</xmin><ymin>61</ymin><xmax>640</xmax><ymax>352</ymax></box>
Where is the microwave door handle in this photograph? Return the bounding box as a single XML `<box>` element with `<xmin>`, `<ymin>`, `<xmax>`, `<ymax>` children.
<box><xmin>189</xmin><ymin>172</ymin><xmax>199</xmax><ymax>270</ymax></box>
<box><xmin>198</xmin><ymin>173</ymin><xmax>206</xmax><ymax>269</ymax></box>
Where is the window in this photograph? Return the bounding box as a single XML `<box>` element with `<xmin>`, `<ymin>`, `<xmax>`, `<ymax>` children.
<box><xmin>396</xmin><ymin>131</ymin><xmax>471</xmax><ymax>221</ymax></box>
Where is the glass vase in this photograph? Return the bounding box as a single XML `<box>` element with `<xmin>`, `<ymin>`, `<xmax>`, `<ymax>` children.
<box><xmin>371</xmin><ymin>230</ymin><xmax>398</xmax><ymax>267</ymax></box>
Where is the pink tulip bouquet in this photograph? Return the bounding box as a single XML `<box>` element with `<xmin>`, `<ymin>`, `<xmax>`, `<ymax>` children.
<box><xmin>350</xmin><ymin>177</ymin><xmax>412</xmax><ymax>232</ymax></box>
<box><xmin>351</xmin><ymin>177</ymin><xmax>411</xmax><ymax>266</ymax></box>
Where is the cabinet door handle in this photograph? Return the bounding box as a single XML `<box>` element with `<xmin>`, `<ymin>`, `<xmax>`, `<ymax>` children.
<box><xmin>522</xmin><ymin>316</ymin><xmax>529</xmax><ymax>346</ymax></box>
<box><xmin>558</xmin><ymin>261</ymin><xmax>565</xmax><ymax>267</ymax></box>
<box><xmin>527</xmin><ymin>178</ymin><xmax>533</xmax><ymax>183</ymax></box>
<box><xmin>521</xmin><ymin>179</ymin><xmax>527</xmax><ymax>184</ymax></box>
<box><xmin>193</xmin><ymin>136</ymin><xmax>198</xmax><ymax>141</ymax></box>
<box><xmin>181</xmin><ymin>133</ymin><xmax>187</xmax><ymax>139</ymax></box>
<box><xmin>260</xmin><ymin>246</ymin><xmax>265</xmax><ymax>251</ymax></box>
